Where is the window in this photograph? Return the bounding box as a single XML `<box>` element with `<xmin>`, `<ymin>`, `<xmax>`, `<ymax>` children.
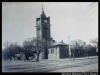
<box><xmin>51</xmin><ymin>49</ymin><xmax>54</xmax><ymax>53</ymax></box>
<box><xmin>44</xmin><ymin>27</ymin><xmax>49</xmax><ymax>30</ymax></box>
<box><xmin>51</xmin><ymin>49</ymin><xmax>52</xmax><ymax>53</ymax></box>
<box><xmin>52</xmin><ymin>49</ymin><xmax>54</xmax><ymax>53</ymax></box>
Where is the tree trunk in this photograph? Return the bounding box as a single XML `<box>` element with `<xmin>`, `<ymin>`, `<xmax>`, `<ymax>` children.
<box><xmin>69</xmin><ymin>55</ymin><xmax>71</xmax><ymax>60</ymax></box>
<box><xmin>14</xmin><ymin>56</ymin><xmax>15</xmax><ymax>61</ymax></box>
<box><xmin>73</xmin><ymin>50</ymin><xmax>75</xmax><ymax>60</ymax></box>
<box><xmin>73</xmin><ymin>53</ymin><xmax>75</xmax><ymax>60</ymax></box>
<box><xmin>72</xmin><ymin>53</ymin><xmax>73</xmax><ymax>60</ymax></box>
<box><xmin>87</xmin><ymin>50</ymin><xmax>89</xmax><ymax>58</ymax></box>
<box><xmin>36</xmin><ymin>53</ymin><xmax>39</xmax><ymax>62</ymax></box>
<box><xmin>85</xmin><ymin>50</ymin><xmax>87</xmax><ymax>57</ymax></box>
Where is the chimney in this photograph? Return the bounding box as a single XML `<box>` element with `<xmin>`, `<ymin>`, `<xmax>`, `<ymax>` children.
<box><xmin>61</xmin><ymin>40</ymin><xmax>63</xmax><ymax>43</ymax></box>
<box><xmin>52</xmin><ymin>40</ymin><xmax>55</xmax><ymax>43</ymax></box>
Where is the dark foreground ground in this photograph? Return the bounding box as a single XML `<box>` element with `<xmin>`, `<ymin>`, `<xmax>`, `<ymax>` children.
<box><xmin>2</xmin><ymin>56</ymin><xmax>98</xmax><ymax>72</ymax></box>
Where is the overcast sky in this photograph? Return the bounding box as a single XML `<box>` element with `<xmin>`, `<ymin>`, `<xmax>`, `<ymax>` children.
<box><xmin>2</xmin><ymin>2</ymin><xmax>98</xmax><ymax>49</ymax></box>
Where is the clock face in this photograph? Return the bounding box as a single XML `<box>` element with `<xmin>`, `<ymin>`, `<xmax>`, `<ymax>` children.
<box><xmin>44</xmin><ymin>20</ymin><xmax>47</xmax><ymax>23</ymax></box>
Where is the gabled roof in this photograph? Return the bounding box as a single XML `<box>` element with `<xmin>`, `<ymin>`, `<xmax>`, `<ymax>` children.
<box><xmin>41</xmin><ymin>11</ymin><xmax>46</xmax><ymax>18</ymax></box>
<box><xmin>49</xmin><ymin>42</ymin><xmax>68</xmax><ymax>47</ymax></box>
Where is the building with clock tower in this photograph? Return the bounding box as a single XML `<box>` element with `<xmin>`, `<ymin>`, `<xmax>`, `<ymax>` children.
<box><xmin>36</xmin><ymin>6</ymin><xmax>51</xmax><ymax>60</ymax></box>
<box><xmin>35</xmin><ymin>5</ymin><xmax>98</xmax><ymax>61</ymax></box>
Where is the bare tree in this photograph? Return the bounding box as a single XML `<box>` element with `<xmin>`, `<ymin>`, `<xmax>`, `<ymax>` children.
<box><xmin>90</xmin><ymin>38</ymin><xmax>98</xmax><ymax>43</ymax></box>
<box><xmin>35</xmin><ymin>38</ymin><xmax>50</xmax><ymax>62</ymax></box>
<box><xmin>90</xmin><ymin>38</ymin><xmax>98</xmax><ymax>53</ymax></box>
<box><xmin>71</xmin><ymin>39</ymin><xmax>85</xmax><ymax>60</ymax></box>
<box><xmin>3</xmin><ymin>42</ymin><xmax>22</xmax><ymax>61</ymax></box>
<box><xmin>83</xmin><ymin>43</ymin><xmax>92</xmax><ymax>58</ymax></box>
<box><xmin>22</xmin><ymin>37</ymin><xmax>48</xmax><ymax>62</ymax></box>
<box><xmin>90</xmin><ymin>38</ymin><xmax>98</xmax><ymax>47</ymax></box>
<box><xmin>4</xmin><ymin>41</ymin><xmax>10</xmax><ymax>49</ymax></box>
<box><xmin>71</xmin><ymin>45</ymin><xmax>75</xmax><ymax>60</ymax></box>
<box><xmin>22</xmin><ymin>38</ymin><xmax>36</xmax><ymax>61</ymax></box>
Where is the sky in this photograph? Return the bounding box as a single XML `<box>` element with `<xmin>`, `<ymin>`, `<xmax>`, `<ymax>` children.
<box><xmin>2</xmin><ymin>2</ymin><xmax>98</xmax><ymax>49</ymax></box>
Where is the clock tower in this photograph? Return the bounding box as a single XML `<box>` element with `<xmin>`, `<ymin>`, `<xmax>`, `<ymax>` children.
<box><xmin>36</xmin><ymin>6</ymin><xmax>51</xmax><ymax>59</ymax></box>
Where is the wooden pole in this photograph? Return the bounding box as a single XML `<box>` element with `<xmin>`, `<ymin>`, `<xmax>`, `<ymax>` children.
<box><xmin>68</xmin><ymin>36</ymin><xmax>71</xmax><ymax>60</ymax></box>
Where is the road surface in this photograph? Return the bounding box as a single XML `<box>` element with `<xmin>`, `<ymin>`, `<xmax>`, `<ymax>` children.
<box><xmin>2</xmin><ymin>56</ymin><xmax>98</xmax><ymax>72</ymax></box>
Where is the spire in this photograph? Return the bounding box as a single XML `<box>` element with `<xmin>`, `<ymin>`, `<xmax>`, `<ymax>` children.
<box><xmin>41</xmin><ymin>4</ymin><xmax>46</xmax><ymax>17</ymax></box>
<box><xmin>42</xmin><ymin>4</ymin><xmax>43</xmax><ymax>13</ymax></box>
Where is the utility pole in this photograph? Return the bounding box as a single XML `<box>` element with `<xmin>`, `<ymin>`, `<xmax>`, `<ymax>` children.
<box><xmin>36</xmin><ymin>36</ymin><xmax>38</xmax><ymax>62</ymax></box>
<box><xmin>68</xmin><ymin>36</ymin><xmax>71</xmax><ymax>60</ymax></box>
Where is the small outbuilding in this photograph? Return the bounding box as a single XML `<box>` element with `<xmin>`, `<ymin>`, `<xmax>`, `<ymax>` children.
<box><xmin>48</xmin><ymin>41</ymin><xmax>69</xmax><ymax>60</ymax></box>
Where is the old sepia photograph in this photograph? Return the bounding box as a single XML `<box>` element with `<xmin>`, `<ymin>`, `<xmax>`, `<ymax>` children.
<box><xmin>2</xmin><ymin>2</ymin><xmax>98</xmax><ymax>72</ymax></box>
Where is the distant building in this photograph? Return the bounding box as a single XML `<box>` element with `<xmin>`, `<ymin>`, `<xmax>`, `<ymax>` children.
<box><xmin>15</xmin><ymin>52</ymin><xmax>25</xmax><ymax>60</ymax></box>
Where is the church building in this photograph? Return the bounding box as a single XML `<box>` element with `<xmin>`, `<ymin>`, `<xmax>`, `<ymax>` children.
<box><xmin>35</xmin><ymin>6</ymin><xmax>69</xmax><ymax>60</ymax></box>
<box><xmin>35</xmin><ymin>6</ymin><xmax>51</xmax><ymax>60</ymax></box>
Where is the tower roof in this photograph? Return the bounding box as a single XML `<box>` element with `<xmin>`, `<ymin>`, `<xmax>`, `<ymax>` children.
<box><xmin>41</xmin><ymin>4</ymin><xmax>46</xmax><ymax>18</ymax></box>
